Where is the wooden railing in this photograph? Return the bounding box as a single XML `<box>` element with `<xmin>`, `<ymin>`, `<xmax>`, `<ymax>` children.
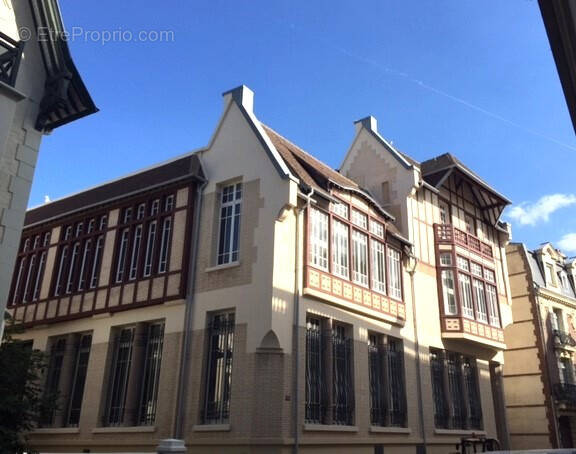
<box><xmin>434</xmin><ymin>223</ymin><xmax>494</xmax><ymax>259</ymax></box>
<box><xmin>0</xmin><ymin>31</ymin><xmax>24</xmax><ymax>87</ymax></box>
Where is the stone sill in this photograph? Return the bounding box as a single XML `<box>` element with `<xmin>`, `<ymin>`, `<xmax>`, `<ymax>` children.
<box><xmin>0</xmin><ymin>80</ymin><xmax>26</xmax><ymax>101</ymax></box>
<box><xmin>370</xmin><ymin>426</ymin><xmax>411</xmax><ymax>434</ymax></box>
<box><xmin>303</xmin><ymin>424</ymin><xmax>358</xmax><ymax>432</ymax></box>
<box><xmin>193</xmin><ymin>423</ymin><xmax>231</xmax><ymax>432</ymax></box>
<box><xmin>92</xmin><ymin>425</ymin><xmax>156</xmax><ymax>433</ymax></box>
<box><xmin>434</xmin><ymin>428</ymin><xmax>487</xmax><ymax>436</ymax></box>
<box><xmin>32</xmin><ymin>427</ymin><xmax>80</xmax><ymax>434</ymax></box>
<box><xmin>205</xmin><ymin>261</ymin><xmax>241</xmax><ymax>272</ymax></box>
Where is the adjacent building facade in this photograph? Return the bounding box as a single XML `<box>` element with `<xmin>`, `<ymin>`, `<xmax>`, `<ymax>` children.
<box><xmin>0</xmin><ymin>0</ymin><xmax>97</xmax><ymax>330</ymax></box>
<box><xmin>9</xmin><ymin>86</ymin><xmax>513</xmax><ymax>453</ymax></box>
<box><xmin>505</xmin><ymin>242</ymin><xmax>576</xmax><ymax>449</ymax></box>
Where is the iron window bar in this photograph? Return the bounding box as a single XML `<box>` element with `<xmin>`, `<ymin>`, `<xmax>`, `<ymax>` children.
<box><xmin>67</xmin><ymin>334</ymin><xmax>92</xmax><ymax>426</ymax></box>
<box><xmin>331</xmin><ymin>325</ymin><xmax>354</xmax><ymax>425</ymax></box>
<box><xmin>554</xmin><ymin>382</ymin><xmax>576</xmax><ymax>406</ymax></box>
<box><xmin>553</xmin><ymin>329</ymin><xmax>576</xmax><ymax>348</ymax></box>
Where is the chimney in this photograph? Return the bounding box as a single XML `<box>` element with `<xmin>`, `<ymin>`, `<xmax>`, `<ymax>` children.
<box><xmin>354</xmin><ymin>115</ymin><xmax>378</xmax><ymax>134</ymax></box>
<box><xmin>222</xmin><ymin>85</ymin><xmax>254</xmax><ymax>114</ymax></box>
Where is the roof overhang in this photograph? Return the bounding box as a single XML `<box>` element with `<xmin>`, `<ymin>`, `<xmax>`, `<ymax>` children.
<box><xmin>29</xmin><ymin>0</ymin><xmax>98</xmax><ymax>131</ymax></box>
<box><xmin>423</xmin><ymin>164</ymin><xmax>511</xmax><ymax>226</ymax></box>
<box><xmin>539</xmin><ymin>0</ymin><xmax>576</xmax><ymax>134</ymax></box>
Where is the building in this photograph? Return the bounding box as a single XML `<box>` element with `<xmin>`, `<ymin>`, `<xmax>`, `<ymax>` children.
<box><xmin>9</xmin><ymin>86</ymin><xmax>513</xmax><ymax>453</ymax></box>
<box><xmin>539</xmin><ymin>0</ymin><xmax>576</xmax><ymax>134</ymax></box>
<box><xmin>505</xmin><ymin>242</ymin><xmax>576</xmax><ymax>449</ymax></box>
<box><xmin>0</xmin><ymin>0</ymin><xmax>97</xmax><ymax>331</ymax></box>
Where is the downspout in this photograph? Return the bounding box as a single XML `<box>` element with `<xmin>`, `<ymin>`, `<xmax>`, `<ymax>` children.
<box><xmin>407</xmin><ymin>248</ymin><xmax>428</xmax><ymax>452</ymax></box>
<box><xmin>173</xmin><ymin>176</ymin><xmax>208</xmax><ymax>440</ymax></box>
<box><xmin>292</xmin><ymin>187</ymin><xmax>314</xmax><ymax>454</ymax></box>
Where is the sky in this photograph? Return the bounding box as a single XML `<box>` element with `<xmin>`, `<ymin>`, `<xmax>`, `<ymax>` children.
<box><xmin>29</xmin><ymin>0</ymin><xmax>576</xmax><ymax>253</ymax></box>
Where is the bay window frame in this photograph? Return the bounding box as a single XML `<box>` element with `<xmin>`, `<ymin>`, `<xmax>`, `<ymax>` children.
<box><xmin>437</xmin><ymin>250</ymin><xmax>502</xmax><ymax>328</ymax></box>
<box><xmin>307</xmin><ymin>195</ymin><xmax>403</xmax><ymax>302</ymax></box>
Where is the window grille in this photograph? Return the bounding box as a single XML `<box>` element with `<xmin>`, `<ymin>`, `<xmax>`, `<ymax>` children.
<box><xmin>387</xmin><ymin>339</ymin><xmax>406</xmax><ymax>426</ymax></box>
<box><xmin>203</xmin><ymin>312</ymin><xmax>235</xmax><ymax>424</ymax></box>
<box><xmin>67</xmin><ymin>334</ymin><xmax>92</xmax><ymax>426</ymax></box>
<box><xmin>446</xmin><ymin>353</ymin><xmax>465</xmax><ymax>429</ymax></box>
<box><xmin>305</xmin><ymin>317</ymin><xmax>324</xmax><ymax>424</ymax></box>
<box><xmin>430</xmin><ymin>351</ymin><xmax>448</xmax><ymax>428</ymax></box>
<box><xmin>138</xmin><ymin>323</ymin><xmax>165</xmax><ymax>425</ymax></box>
<box><xmin>463</xmin><ymin>358</ymin><xmax>483</xmax><ymax>429</ymax></box>
<box><xmin>332</xmin><ymin>324</ymin><xmax>354</xmax><ymax>425</ymax></box>
<box><xmin>41</xmin><ymin>338</ymin><xmax>67</xmax><ymax>426</ymax></box>
<box><xmin>105</xmin><ymin>327</ymin><xmax>134</xmax><ymax>426</ymax></box>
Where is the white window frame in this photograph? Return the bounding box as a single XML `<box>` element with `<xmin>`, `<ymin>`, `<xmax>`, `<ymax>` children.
<box><xmin>332</xmin><ymin>219</ymin><xmax>349</xmax><ymax>278</ymax></box>
<box><xmin>371</xmin><ymin>239</ymin><xmax>386</xmax><ymax>294</ymax></box>
<box><xmin>387</xmin><ymin>247</ymin><xmax>402</xmax><ymax>300</ymax></box>
<box><xmin>309</xmin><ymin>208</ymin><xmax>329</xmax><ymax>271</ymax></box>
<box><xmin>441</xmin><ymin>269</ymin><xmax>457</xmax><ymax>315</ymax></box>
<box><xmin>217</xmin><ymin>182</ymin><xmax>242</xmax><ymax>266</ymax></box>
<box><xmin>352</xmin><ymin>230</ymin><xmax>369</xmax><ymax>287</ymax></box>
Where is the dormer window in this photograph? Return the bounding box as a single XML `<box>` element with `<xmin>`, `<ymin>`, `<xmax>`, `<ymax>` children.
<box><xmin>545</xmin><ymin>263</ymin><xmax>557</xmax><ymax>287</ymax></box>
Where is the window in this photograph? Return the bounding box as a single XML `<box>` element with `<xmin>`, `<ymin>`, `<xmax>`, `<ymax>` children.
<box><xmin>438</xmin><ymin>254</ymin><xmax>501</xmax><ymax>328</ymax></box>
<box><xmin>368</xmin><ymin>334</ymin><xmax>406</xmax><ymax>427</ymax></box>
<box><xmin>441</xmin><ymin>270</ymin><xmax>457</xmax><ymax>315</ymax></box>
<box><xmin>9</xmin><ymin>230</ymin><xmax>51</xmax><ymax>305</ymax></box>
<box><xmin>310</xmin><ymin>208</ymin><xmax>329</xmax><ymax>271</ymax></box>
<box><xmin>560</xmin><ymin>357</ymin><xmax>574</xmax><ymax>384</ymax></box>
<box><xmin>439</xmin><ymin>200</ymin><xmax>450</xmax><ymax>225</ymax></box>
<box><xmin>308</xmin><ymin>203</ymin><xmax>403</xmax><ymax>301</ymax></box>
<box><xmin>113</xmin><ymin>192</ymin><xmax>177</xmax><ymax>283</ymax></box>
<box><xmin>41</xmin><ymin>334</ymin><xmax>93</xmax><ymax>428</ymax></box>
<box><xmin>104</xmin><ymin>322</ymin><xmax>165</xmax><ymax>426</ymax></box>
<box><xmin>332</xmin><ymin>220</ymin><xmax>349</xmax><ymax>278</ymax></box>
<box><xmin>430</xmin><ymin>349</ymin><xmax>483</xmax><ymax>430</ymax></box>
<box><xmin>464</xmin><ymin>214</ymin><xmax>475</xmax><ymax>234</ymax></box>
<box><xmin>352</xmin><ymin>230</ymin><xmax>369</xmax><ymax>286</ymax></box>
<box><xmin>202</xmin><ymin>312</ymin><xmax>235</xmax><ymax>424</ymax></box>
<box><xmin>546</xmin><ymin>263</ymin><xmax>557</xmax><ymax>287</ymax></box>
<box><xmin>371</xmin><ymin>240</ymin><xmax>386</xmax><ymax>294</ymax></box>
<box><xmin>305</xmin><ymin>316</ymin><xmax>354</xmax><ymax>425</ymax></box>
<box><xmin>388</xmin><ymin>247</ymin><xmax>402</xmax><ymax>299</ymax></box>
<box><xmin>217</xmin><ymin>182</ymin><xmax>242</xmax><ymax>265</ymax></box>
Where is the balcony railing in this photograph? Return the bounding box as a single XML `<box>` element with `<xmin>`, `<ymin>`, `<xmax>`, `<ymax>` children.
<box><xmin>553</xmin><ymin>329</ymin><xmax>576</xmax><ymax>349</ymax></box>
<box><xmin>554</xmin><ymin>383</ymin><xmax>576</xmax><ymax>406</ymax></box>
<box><xmin>434</xmin><ymin>224</ymin><xmax>493</xmax><ymax>259</ymax></box>
<box><xmin>0</xmin><ymin>30</ymin><xmax>24</xmax><ymax>87</ymax></box>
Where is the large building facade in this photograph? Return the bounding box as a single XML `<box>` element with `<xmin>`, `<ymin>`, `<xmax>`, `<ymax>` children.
<box><xmin>505</xmin><ymin>242</ymin><xmax>576</xmax><ymax>449</ymax></box>
<box><xmin>0</xmin><ymin>0</ymin><xmax>97</xmax><ymax>331</ymax></box>
<box><xmin>9</xmin><ymin>86</ymin><xmax>512</xmax><ymax>453</ymax></box>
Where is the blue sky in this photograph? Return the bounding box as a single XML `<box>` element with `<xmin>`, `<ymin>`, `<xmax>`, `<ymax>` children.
<box><xmin>31</xmin><ymin>0</ymin><xmax>576</xmax><ymax>252</ymax></box>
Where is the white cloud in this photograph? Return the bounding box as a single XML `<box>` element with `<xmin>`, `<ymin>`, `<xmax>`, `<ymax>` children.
<box><xmin>559</xmin><ymin>233</ymin><xmax>576</xmax><ymax>253</ymax></box>
<box><xmin>507</xmin><ymin>194</ymin><xmax>576</xmax><ymax>226</ymax></box>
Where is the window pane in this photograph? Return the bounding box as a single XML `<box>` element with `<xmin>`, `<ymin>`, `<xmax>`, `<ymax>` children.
<box><xmin>332</xmin><ymin>220</ymin><xmax>349</xmax><ymax>278</ymax></box>
<box><xmin>457</xmin><ymin>256</ymin><xmax>469</xmax><ymax>271</ymax></box>
<box><xmin>331</xmin><ymin>201</ymin><xmax>348</xmax><ymax>219</ymax></box>
<box><xmin>387</xmin><ymin>247</ymin><xmax>402</xmax><ymax>300</ymax></box>
<box><xmin>217</xmin><ymin>184</ymin><xmax>242</xmax><ymax>265</ymax></box>
<box><xmin>369</xmin><ymin>220</ymin><xmax>384</xmax><ymax>238</ymax></box>
<box><xmin>440</xmin><ymin>253</ymin><xmax>452</xmax><ymax>267</ymax></box>
<box><xmin>309</xmin><ymin>209</ymin><xmax>329</xmax><ymax>271</ymax></box>
<box><xmin>459</xmin><ymin>273</ymin><xmax>475</xmax><ymax>319</ymax></box>
<box><xmin>486</xmin><ymin>284</ymin><xmax>500</xmax><ymax>327</ymax></box>
<box><xmin>351</xmin><ymin>209</ymin><xmax>367</xmax><ymax>229</ymax></box>
<box><xmin>473</xmin><ymin>279</ymin><xmax>488</xmax><ymax>323</ymax></box>
<box><xmin>441</xmin><ymin>270</ymin><xmax>457</xmax><ymax>315</ymax></box>
<box><xmin>352</xmin><ymin>230</ymin><xmax>368</xmax><ymax>286</ymax></box>
<box><xmin>371</xmin><ymin>240</ymin><xmax>386</xmax><ymax>294</ymax></box>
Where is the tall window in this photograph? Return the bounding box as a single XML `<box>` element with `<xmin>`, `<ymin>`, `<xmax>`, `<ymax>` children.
<box><xmin>203</xmin><ymin>312</ymin><xmax>235</xmax><ymax>424</ymax></box>
<box><xmin>53</xmin><ymin>215</ymin><xmax>107</xmax><ymax>296</ymax></box>
<box><xmin>41</xmin><ymin>333</ymin><xmax>93</xmax><ymax>428</ymax></box>
<box><xmin>388</xmin><ymin>247</ymin><xmax>402</xmax><ymax>299</ymax></box>
<box><xmin>351</xmin><ymin>230</ymin><xmax>368</xmax><ymax>286</ymax></box>
<box><xmin>332</xmin><ymin>220</ymin><xmax>349</xmax><ymax>278</ymax></box>
<box><xmin>305</xmin><ymin>316</ymin><xmax>354</xmax><ymax>426</ymax></box>
<box><xmin>439</xmin><ymin>254</ymin><xmax>501</xmax><ymax>328</ymax></box>
<box><xmin>9</xmin><ymin>230</ymin><xmax>51</xmax><ymax>305</ymax></box>
<box><xmin>430</xmin><ymin>349</ymin><xmax>483</xmax><ymax>430</ymax></box>
<box><xmin>308</xmin><ymin>200</ymin><xmax>403</xmax><ymax>301</ymax></box>
<box><xmin>114</xmin><ymin>192</ymin><xmax>176</xmax><ymax>283</ymax></box>
<box><xmin>104</xmin><ymin>322</ymin><xmax>165</xmax><ymax>426</ymax></box>
<box><xmin>310</xmin><ymin>208</ymin><xmax>329</xmax><ymax>271</ymax></box>
<box><xmin>217</xmin><ymin>183</ymin><xmax>242</xmax><ymax>265</ymax></box>
<box><xmin>368</xmin><ymin>334</ymin><xmax>407</xmax><ymax>427</ymax></box>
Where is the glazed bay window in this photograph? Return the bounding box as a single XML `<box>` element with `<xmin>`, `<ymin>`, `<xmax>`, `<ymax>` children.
<box><xmin>202</xmin><ymin>312</ymin><xmax>235</xmax><ymax>424</ymax></box>
<box><xmin>430</xmin><ymin>349</ymin><xmax>483</xmax><ymax>430</ymax></box>
<box><xmin>305</xmin><ymin>315</ymin><xmax>354</xmax><ymax>426</ymax></box>
<box><xmin>41</xmin><ymin>333</ymin><xmax>93</xmax><ymax>427</ymax></box>
<box><xmin>368</xmin><ymin>334</ymin><xmax>407</xmax><ymax>427</ymax></box>
<box><xmin>104</xmin><ymin>322</ymin><xmax>165</xmax><ymax>426</ymax></box>
<box><xmin>114</xmin><ymin>193</ymin><xmax>175</xmax><ymax>284</ymax></box>
<box><xmin>438</xmin><ymin>253</ymin><xmax>501</xmax><ymax>328</ymax></box>
<box><xmin>217</xmin><ymin>182</ymin><xmax>242</xmax><ymax>265</ymax></box>
<box><xmin>308</xmin><ymin>200</ymin><xmax>403</xmax><ymax>300</ymax></box>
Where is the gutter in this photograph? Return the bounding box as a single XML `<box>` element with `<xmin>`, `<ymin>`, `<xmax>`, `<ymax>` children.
<box><xmin>173</xmin><ymin>175</ymin><xmax>208</xmax><ymax>439</ymax></box>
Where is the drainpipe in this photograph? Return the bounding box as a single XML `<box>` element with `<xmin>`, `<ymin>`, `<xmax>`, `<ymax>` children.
<box><xmin>173</xmin><ymin>176</ymin><xmax>208</xmax><ymax>440</ymax></box>
<box><xmin>292</xmin><ymin>187</ymin><xmax>314</xmax><ymax>454</ymax></box>
<box><xmin>407</xmin><ymin>248</ymin><xmax>428</xmax><ymax>453</ymax></box>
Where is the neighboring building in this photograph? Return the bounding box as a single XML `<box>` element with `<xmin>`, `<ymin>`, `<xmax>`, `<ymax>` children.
<box><xmin>0</xmin><ymin>0</ymin><xmax>97</xmax><ymax>330</ymax></box>
<box><xmin>539</xmin><ymin>0</ymin><xmax>576</xmax><ymax>134</ymax></box>
<box><xmin>505</xmin><ymin>242</ymin><xmax>576</xmax><ymax>449</ymax></box>
<box><xmin>9</xmin><ymin>86</ymin><xmax>513</xmax><ymax>453</ymax></box>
